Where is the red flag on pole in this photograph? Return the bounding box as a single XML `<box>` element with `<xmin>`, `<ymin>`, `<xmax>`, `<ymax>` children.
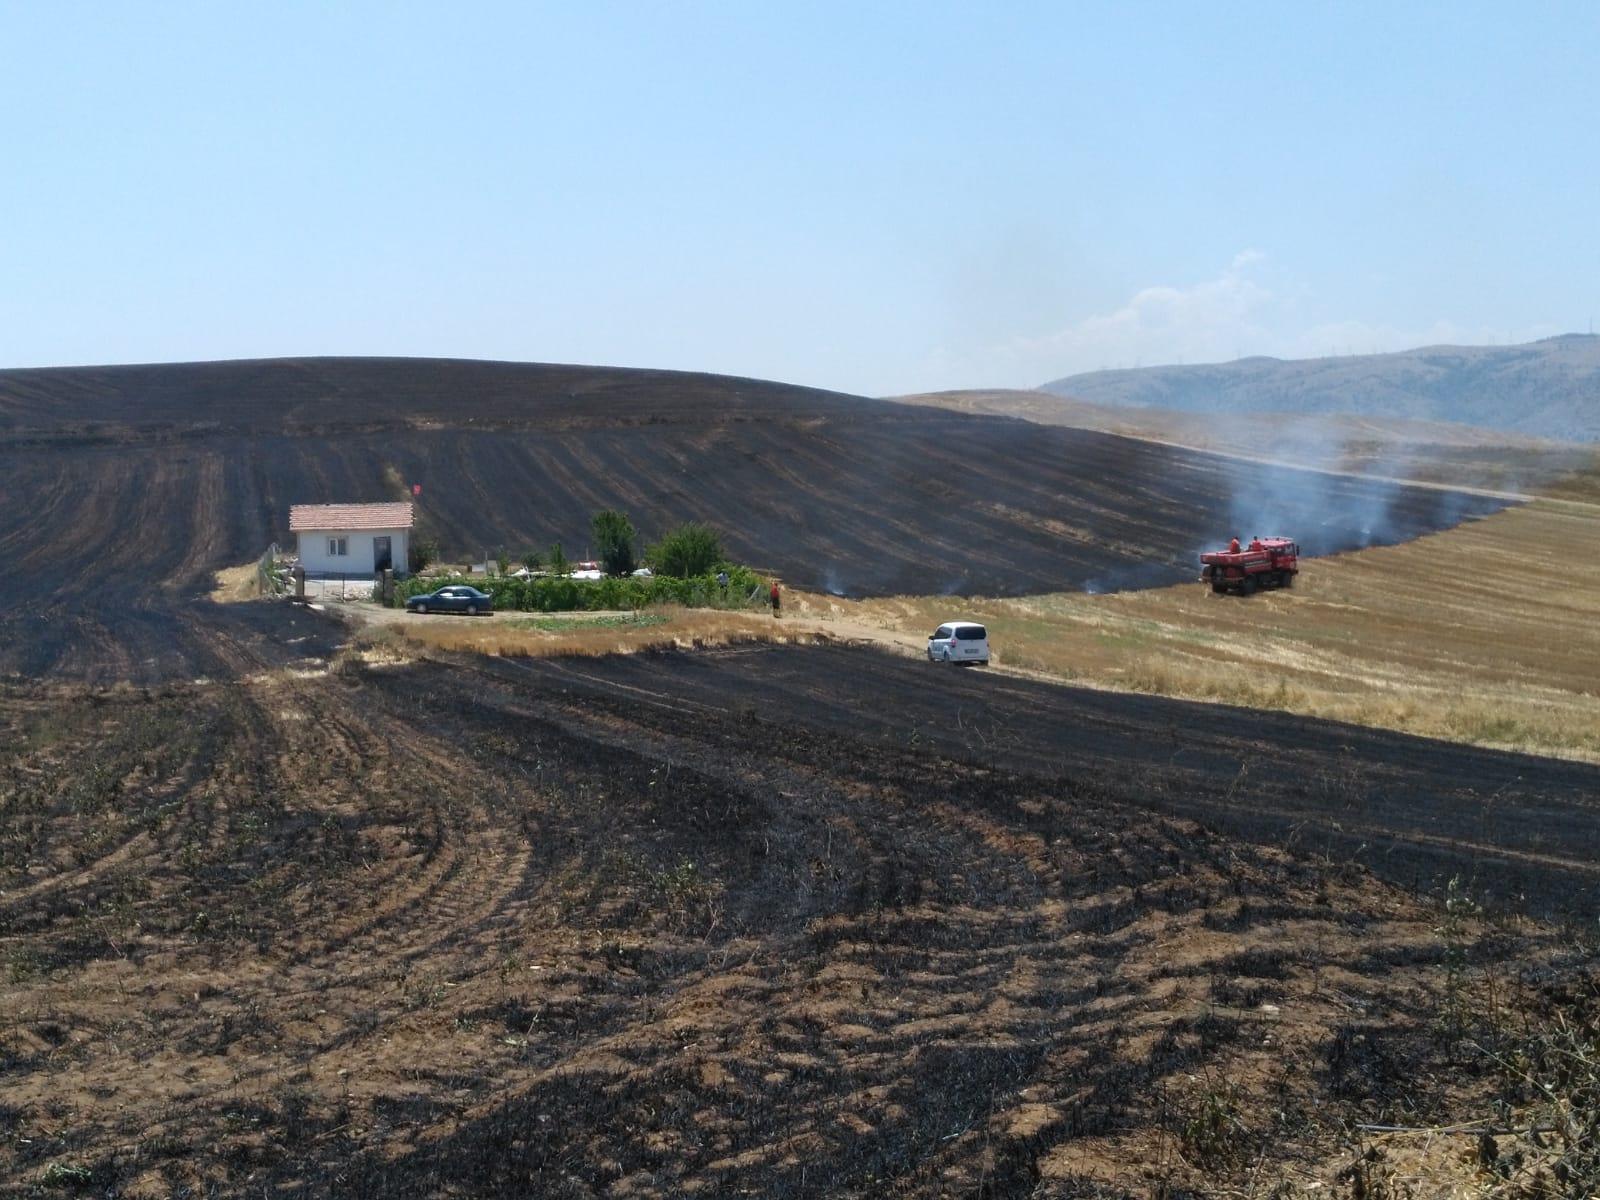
<box><xmin>412</xmin><ymin>483</ymin><xmax>422</xmax><ymax>496</ymax></box>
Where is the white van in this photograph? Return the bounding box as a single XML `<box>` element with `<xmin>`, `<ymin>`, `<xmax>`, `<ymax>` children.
<box><xmin>927</xmin><ymin>621</ymin><xmax>990</xmax><ymax>665</ymax></box>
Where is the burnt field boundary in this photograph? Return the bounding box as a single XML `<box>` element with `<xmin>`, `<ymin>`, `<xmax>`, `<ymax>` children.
<box><xmin>455</xmin><ymin>641</ymin><xmax>1600</xmax><ymax>923</ymax></box>
<box><xmin>5</xmin><ymin>616</ymin><xmax>1598</xmax><ymax>1194</ymax></box>
<box><xmin>0</xmin><ymin>357</ymin><xmax>1509</xmax><ymax>612</ymax></box>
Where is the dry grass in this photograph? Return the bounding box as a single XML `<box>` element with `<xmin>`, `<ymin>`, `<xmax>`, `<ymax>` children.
<box><xmin>384</xmin><ymin>605</ymin><xmax>828</xmax><ymax>659</ymax></box>
<box><xmin>796</xmin><ymin>490</ymin><xmax>1600</xmax><ymax>762</ymax></box>
<box><xmin>206</xmin><ymin>562</ymin><xmax>259</xmax><ymax>602</ymax></box>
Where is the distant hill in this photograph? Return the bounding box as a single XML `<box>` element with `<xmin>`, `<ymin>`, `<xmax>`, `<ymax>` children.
<box><xmin>890</xmin><ymin>388</ymin><xmax>1595</xmax><ymax>495</ymax></box>
<box><xmin>1041</xmin><ymin>334</ymin><xmax>1600</xmax><ymax>442</ymax></box>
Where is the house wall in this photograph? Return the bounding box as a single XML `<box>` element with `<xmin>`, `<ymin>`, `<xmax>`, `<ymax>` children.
<box><xmin>296</xmin><ymin>528</ymin><xmax>411</xmax><ymax>576</ymax></box>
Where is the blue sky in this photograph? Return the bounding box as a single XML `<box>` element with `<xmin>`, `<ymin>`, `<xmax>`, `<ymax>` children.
<box><xmin>2</xmin><ymin>2</ymin><xmax>1596</xmax><ymax>394</ymax></box>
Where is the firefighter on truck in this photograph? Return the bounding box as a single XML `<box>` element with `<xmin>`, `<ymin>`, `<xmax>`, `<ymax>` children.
<box><xmin>1199</xmin><ymin>536</ymin><xmax>1300</xmax><ymax>596</ymax></box>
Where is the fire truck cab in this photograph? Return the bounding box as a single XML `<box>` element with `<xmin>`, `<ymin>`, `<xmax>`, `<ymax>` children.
<box><xmin>1199</xmin><ymin>537</ymin><xmax>1299</xmax><ymax>595</ymax></box>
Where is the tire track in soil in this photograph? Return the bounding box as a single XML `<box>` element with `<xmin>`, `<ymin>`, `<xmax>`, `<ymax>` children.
<box><xmin>0</xmin><ymin>358</ymin><xmax>1584</xmax><ymax>1194</ymax></box>
<box><xmin>1</xmin><ymin>622</ymin><xmax>1589</xmax><ymax>1197</ymax></box>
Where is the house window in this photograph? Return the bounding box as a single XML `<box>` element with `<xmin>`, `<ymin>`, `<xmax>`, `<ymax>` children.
<box><xmin>327</xmin><ymin>537</ymin><xmax>348</xmax><ymax>557</ymax></box>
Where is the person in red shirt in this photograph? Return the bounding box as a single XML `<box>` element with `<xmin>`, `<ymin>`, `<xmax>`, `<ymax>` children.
<box><xmin>1227</xmin><ymin>536</ymin><xmax>1241</xmax><ymax>553</ymax></box>
<box><xmin>1248</xmin><ymin>536</ymin><xmax>1264</xmax><ymax>552</ymax></box>
<box><xmin>769</xmin><ymin>580</ymin><xmax>781</xmax><ymax>617</ymax></box>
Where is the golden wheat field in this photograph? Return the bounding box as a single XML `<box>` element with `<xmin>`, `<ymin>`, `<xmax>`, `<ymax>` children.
<box><xmin>796</xmin><ymin>484</ymin><xmax>1600</xmax><ymax>763</ymax></box>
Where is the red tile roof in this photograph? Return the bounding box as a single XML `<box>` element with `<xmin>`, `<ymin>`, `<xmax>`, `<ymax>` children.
<box><xmin>289</xmin><ymin>502</ymin><xmax>414</xmax><ymax>532</ymax></box>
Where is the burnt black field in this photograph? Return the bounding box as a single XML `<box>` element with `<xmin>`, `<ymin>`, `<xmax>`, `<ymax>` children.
<box><xmin>4</xmin><ymin>359</ymin><xmax>1596</xmax><ymax>1197</ymax></box>
<box><xmin>0</xmin><ymin>357</ymin><xmax>1508</xmax><ymax>679</ymax></box>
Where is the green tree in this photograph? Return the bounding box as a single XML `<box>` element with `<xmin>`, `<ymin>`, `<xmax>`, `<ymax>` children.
<box><xmin>522</xmin><ymin>549</ymin><xmax>543</xmax><ymax>572</ymax></box>
<box><xmin>548</xmin><ymin>542</ymin><xmax>569</xmax><ymax>576</ymax></box>
<box><xmin>591</xmin><ymin>509</ymin><xmax>637</xmax><ymax>576</ymax></box>
<box><xmin>650</xmin><ymin>523</ymin><xmax>724</xmax><ymax>578</ymax></box>
<box><xmin>409</xmin><ymin>536</ymin><xmax>439</xmax><ymax>573</ymax></box>
<box><xmin>496</xmin><ymin>548</ymin><xmax>510</xmax><ymax>576</ymax></box>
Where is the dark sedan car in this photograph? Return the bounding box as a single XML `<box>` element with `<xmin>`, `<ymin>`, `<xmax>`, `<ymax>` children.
<box><xmin>405</xmin><ymin>585</ymin><xmax>494</xmax><ymax>615</ymax></box>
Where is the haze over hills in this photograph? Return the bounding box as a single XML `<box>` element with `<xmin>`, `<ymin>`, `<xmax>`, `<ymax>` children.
<box><xmin>1042</xmin><ymin>334</ymin><xmax>1600</xmax><ymax>442</ymax></box>
<box><xmin>891</xmin><ymin>388</ymin><xmax>1597</xmax><ymax>496</ymax></box>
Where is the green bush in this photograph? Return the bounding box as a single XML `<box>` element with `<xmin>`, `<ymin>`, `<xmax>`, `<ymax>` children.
<box><xmin>409</xmin><ymin>536</ymin><xmax>440</xmax><ymax>573</ymax></box>
<box><xmin>650</xmin><ymin>522</ymin><xmax>725</xmax><ymax>578</ymax></box>
<box><xmin>393</xmin><ymin>566</ymin><xmax>765</xmax><ymax>612</ymax></box>
<box><xmin>591</xmin><ymin>509</ymin><xmax>638</xmax><ymax>576</ymax></box>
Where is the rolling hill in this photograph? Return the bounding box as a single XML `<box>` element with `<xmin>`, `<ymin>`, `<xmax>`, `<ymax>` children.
<box><xmin>1042</xmin><ymin>333</ymin><xmax>1600</xmax><ymax>441</ymax></box>
<box><xmin>0</xmin><ymin>357</ymin><xmax>1509</xmax><ymax>679</ymax></box>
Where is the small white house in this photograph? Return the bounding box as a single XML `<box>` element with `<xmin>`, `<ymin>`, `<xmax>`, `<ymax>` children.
<box><xmin>289</xmin><ymin>502</ymin><xmax>414</xmax><ymax>577</ymax></box>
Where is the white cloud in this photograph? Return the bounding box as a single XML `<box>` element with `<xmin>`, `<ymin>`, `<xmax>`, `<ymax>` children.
<box><xmin>900</xmin><ymin>253</ymin><xmax>1564</xmax><ymax>395</ymax></box>
<box><xmin>1005</xmin><ymin>251</ymin><xmax>1277</xmax><ymax>380</ymax></box>
<box><xmin>986</xmin><ymin>255</ymin><xmax>1559</xmax><ymax>386</ymax></box>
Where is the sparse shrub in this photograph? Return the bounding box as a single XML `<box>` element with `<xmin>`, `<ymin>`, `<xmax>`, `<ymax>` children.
<box><xmin>651</xmin><ymin>859</ymin><xmax>707</xmax><ymax>904</ymax></box>
<box><xmin>409</xmin><ymin>535</ymin><xmax>440</xmax><ymax>573</ymax></box>
<box><xmin>548</xmin><ymin>542</ymin><xmax>569</xmax><ymax>576</ymax></box>
<box><xmin>1475</xmin><ymin>982</ymin><xmax>1600</xmax><ymax>1197</ymax></box>
<box><xmin>1336</xmin><ymin>1144</ymin><xmax>1407</xmax><ymax>1200</ymax></box>
<box><xmin>403</xmin><ymin>973</ymin><xmax>448</xmax><ymax>1010</ymax></box>
<box><xmin>40</xmin><ymin>1161</ymin><xmax>95</xmax><ymax>1189</ymax></box>
<box><xmin>1179</xmin><ymin>1079</ymin><xmax>1246</xmax><ymax>1169</ymax></box>
<box><xmin>591</xmin><ymin>509</ymin><xmax>637</xmax><ymax>576</ymax></box>
<box><xmin>1435</xmin><ymin>874</ymin><xmax>1481</xmax><ymax>1039</ymax></box>
<box><xmin>495</xmin><ymin>549</ymin><xmax>510</xmax><ymax>576</ymax></box>
<box><xmin>650</xmin><ymin>522</ymin><xmax>725</xmax><ymax>578</ymax></box>
<box><xmin>6</xmin><ymin>944</ymin><xmax>44</xmax><ymax>983</ymax></box>
<box><xmin>521</xmin><ymin>549</ymin><xmax>543</xmax><ymax>572</ymax></box>
<box><xmin>329</xmin><ymin>646</ymin><xmax>368</xmax><ymax>677</ymax></box>
<box><xmin>645</xmin><ymin>859</ymin><xmax>722</xmax><ymax>934</ymax></box>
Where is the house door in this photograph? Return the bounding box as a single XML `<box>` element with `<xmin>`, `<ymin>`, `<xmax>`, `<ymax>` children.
<box><xmin>373</xmin><ymin>536</ymin><xmax>393</xmax><ymax>573</ymax></box>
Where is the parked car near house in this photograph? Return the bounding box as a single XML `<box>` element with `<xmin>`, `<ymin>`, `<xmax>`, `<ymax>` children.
<box><xmin>405</xmin><ymin>585</ymin><xmax>494</xmax><ymax>615</ymax></box>
<box><xmin>927</xmin><ymin>621</ymin><xmax>990</xmax><ymax>665</ymax></box>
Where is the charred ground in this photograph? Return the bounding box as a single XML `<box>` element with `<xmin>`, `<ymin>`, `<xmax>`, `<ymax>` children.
<box><xmin>5</xmin><ymin>637</ymin><xmax>1597</xmax><ymax>1196</ymax></box>
<box><xmin>3</xmin><ymin>359</ymin><xmax>1595</xmax><ymax>1196</ymax></box>
<box><xmin>0</xmin><ymin>358</ymin><xmax>1512</xmax><ymax>681</ymax></box>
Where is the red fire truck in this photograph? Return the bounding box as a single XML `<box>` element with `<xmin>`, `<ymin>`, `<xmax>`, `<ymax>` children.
<box><xmin>1200</xmin><ymin>537</ymin><xmax>1299</xmax><ymax>595</ymax></box>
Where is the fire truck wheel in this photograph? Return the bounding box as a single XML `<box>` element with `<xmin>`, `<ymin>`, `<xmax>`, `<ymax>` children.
<box><xmin>1242</xmin><ymin>575</ymin><xmax>1258</xmax><ymax>595</ymax></box>
<box><xmin>1283</xmin><ymin>572</ymin><xmax>1295</xmax><ymax>588</ymax></box>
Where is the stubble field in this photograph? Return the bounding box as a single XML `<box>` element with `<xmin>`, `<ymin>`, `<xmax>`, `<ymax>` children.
<box><xmin>3</xmin><ymin>359</ymin><xmax>1597</xmax><ymax>1197</ymax></box>
<box><xmin>6</xmin><ymin>637</ymin><xmax>1598</xmax><ymax>1196</ymax></box>
<box><xmin>810</xmin><ymin>490</ymin><xmax>1600</xmax><ymax>764</ymax></box>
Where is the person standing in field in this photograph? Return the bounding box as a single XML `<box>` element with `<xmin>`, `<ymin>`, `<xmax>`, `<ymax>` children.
<box><xmin>769</xmin><ymin>580</ymin><xmax>781</xmax><ymax>617</ymax></box>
